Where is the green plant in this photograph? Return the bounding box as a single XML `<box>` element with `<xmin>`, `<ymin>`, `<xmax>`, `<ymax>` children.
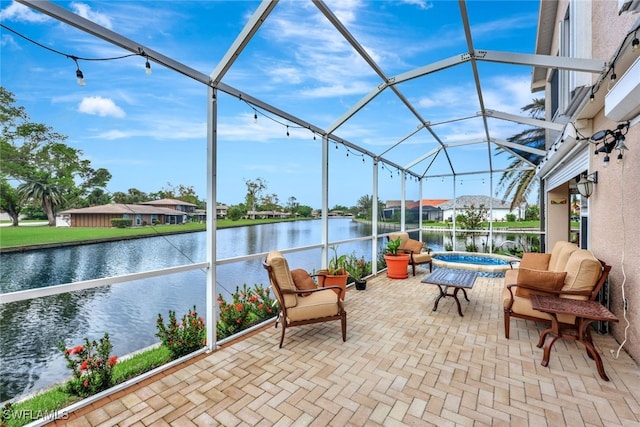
<box><xmin>385</xmin><ymin>237</ymin><xmax>402</xmax><ymax>256</ymax></box>
<box><xmin>327</xmin><ymin>245</ymin><xmax>348</xmax><ymax>275</ymax></box>
<box><xmin>216</xmin><ymin>284</ymin><xmax>278</xmax><ymax>339</ymax></box>
<box><xmin>156</xmin><ymin>306</ymin><xmax>206</xmax><ymax>359</ymax></box>
<box><xmin>110</xmin><ymin>218</ymin><xmax>132</xmax><ymax>228</ymax></box>
<box><xmin>58</xmin><ymin>333</ymin><xmax>117</xmax><ymax>397</ymax></box>
<box><xmin>345</xmin><ymin>252</ymin><xmax>369</xmax><ymax>282</ymax></box>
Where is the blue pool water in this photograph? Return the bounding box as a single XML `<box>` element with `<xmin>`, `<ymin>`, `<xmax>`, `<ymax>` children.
<box><xmin>431</xmin><ymin>252</ymin><xmax>519</xmax><ymax>278</ymax></box>
<box><xmin>433</xmin><ymin>253</ymin><xmax>511</xmax><ymax>266</ymax></box>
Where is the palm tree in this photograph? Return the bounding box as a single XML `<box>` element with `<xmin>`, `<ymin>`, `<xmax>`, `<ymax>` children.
<box><xmin>496</xmin><ymin>98</ymin><xmax>545</xmax><ymax>211</ymax></box>
<box><xmin>17</xmin><ymin>173</ymin><xmax>65</xmax><ymax>226</ymax></box>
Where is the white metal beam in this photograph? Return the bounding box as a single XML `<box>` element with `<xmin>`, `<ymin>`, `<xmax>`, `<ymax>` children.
<box><xmin>209</xmin><ymin>0</ymin><xmax>278</xmax><ymax>85</ymax></box>
<box><xmin>490</xmin><ymin>138</ymin><xmax>547</xmax><ymax>156</ymax></box>
<box><xmin>478</xmin><ymin>50</ymin><xmax>607</xmax><ymax>73</ymax></box>
<box><xmin>392</xmin><ymin>54</ymin><xmax>470</xmax><ymax>85</ymax></box>
<box><xmin>484</xmin><ymin>109</ymin><xmax>565</xmax><ymax>131</ymax></box>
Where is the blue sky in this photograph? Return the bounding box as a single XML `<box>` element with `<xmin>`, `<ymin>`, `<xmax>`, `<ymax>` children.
<box><xmin>1</xmin><ymin>0</ymin><xmax>541</xmax><ymax>209</ymax></box>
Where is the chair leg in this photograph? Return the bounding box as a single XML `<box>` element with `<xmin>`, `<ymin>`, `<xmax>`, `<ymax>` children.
<box><xmin>504</xmin><ymin>310</ymin><xmax>511</xmax><ymax>339</ymax></box>
<box><xmin>429</xmin><ymin>261</ymin><xmax>432</xmax><ymax>272</ymax></box>
<box><xmin>412</xmin><ymin>263</ymin><xmax>417</xmax><ymax>276</ymax></box>
<box><xmin>341</xmin><ymin>312</ymin><xmax>347</xmax><ymax>342</ymax></box>
<box><xmin>279</xmin><ymin>321</ymin><xmax>287</xmax><ymax>348</ymax></box>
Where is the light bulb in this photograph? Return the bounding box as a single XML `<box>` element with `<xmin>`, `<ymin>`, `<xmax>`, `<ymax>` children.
<box><xmin>253</xmin><ymin>111</ymin><xmax>258</xmax><ymax>123</ymax></box>
<box><xmin>603</xmin><ymin>154</ymin><xmax>610</xmax><ymax>168</ymax></box>
<box><xmin>633</xmin><ymin>35</ymin><xmax>639</xmax><ymax>51</ymax></box>
<box><xmin>607</xmin><ymin>69</ymin><xmax>617</xmax><ymax>91</ymax></box>
<box><xmin>76</xmin><ymin>69</ymin><xmax>86</xmax><ymax>86</ymax></box>
<box><xmin>617</xmin><ymin>152</ymin><xmax>623</xmax><ymax>164</ymax></box>
<box><xmin>145</xmin><ymin>59</ymin><xmax>152</xmax><ymax>75</ymax></box>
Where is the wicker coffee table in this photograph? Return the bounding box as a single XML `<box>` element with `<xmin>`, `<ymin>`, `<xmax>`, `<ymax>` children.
<box><xmin>421</xmin><ymin>268</ymin><xmax>478</xmax><ymax>317</ymax></box>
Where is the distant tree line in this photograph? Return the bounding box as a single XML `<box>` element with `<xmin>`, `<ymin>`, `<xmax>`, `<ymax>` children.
<box><xmin>0</xmin><ymin>87</ymin><xmax>208</xmax><ymax>227</ymax></box>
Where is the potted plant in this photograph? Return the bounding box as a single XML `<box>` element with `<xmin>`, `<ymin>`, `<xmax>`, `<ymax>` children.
<box><xmin>317</xmin><ymin>246</ymin><xmax>349</xmax><ymax>299</ymax></box>
<box><xmin>384</xmin><ymin>237</ymin><xmax>410</xmax><ymax>279</ymax></box>
<box><xmin>346</xmin><ymin>252</ymin><xmax>369</xmax><ymax>290</ymax></box>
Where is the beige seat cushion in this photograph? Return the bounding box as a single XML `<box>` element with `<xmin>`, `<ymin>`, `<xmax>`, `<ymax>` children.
<box><xmin>548</xmin><ymin>241</ymin><xmax>578</xmax><ymax>272</ymax></box>
<box><xmin>561</xmin><ymin>250</ymin><xmax>602</xmax><ymax>300</ymax></box>
<box><xmin>502</xmin><ymin>286</ymin><xmax>576</xmax><ymax>324</ymax></box>
<box><xmin>403</xmin><ymin>239</ymin><xmax>423</xmax><ymax>253</ymax></box>
<box><xmin>266</xmin><ymin>250</ymin><xmax>297</xmax><ymax>308</ymax></box>
<box><xmin>287</xmin><ymin>289</ymin><xmax>340</xmax><ymax>322</ymax></box>
<box><xmin>411</xmin><ymin>252</ymin><xmax>432</xmax><ymax>264</ymax></box>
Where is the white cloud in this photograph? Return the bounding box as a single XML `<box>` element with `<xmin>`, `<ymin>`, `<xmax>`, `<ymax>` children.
<box><xmin>70</xmin><ymin>2</ymin><xmax>113</xmax><ymax>29</ymax></box>
<box><xmin>78</xmin><ymin>97</ymin><xmax>126</xmax><ymax>118</ymax></box>
<box><xmin>399</xmin><ymin>0</ymin><xmax>433</xmax><ymax>10</ymax></box>
<box><xmin>0</xmin><ymin>1</ymin><xmax>50</xmax><ymax>23</ymax></box>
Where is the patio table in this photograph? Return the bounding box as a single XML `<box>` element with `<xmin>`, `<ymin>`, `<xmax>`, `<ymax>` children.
<box><xmin>421</xmin><ymin>268</ymin><xmax>478</xmax><ymax>317</ymax></box>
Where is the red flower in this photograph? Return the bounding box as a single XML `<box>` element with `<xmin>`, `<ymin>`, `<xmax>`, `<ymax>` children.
<box><xmin>70</xmin><ymin>345</ymin><xmax>84</xmax><ymax>355</ymax></box>
<box><xmin>83</xmin><ymin>379</ymin><xmax>89</xmax><ymax>388</ymax></box>
<box><xmin>80</xmin><ymin>360</ymin><xmax>89</xmax><ymax>370</ymax></box>
<box><xmin>108</xmin><ymin>356</ymin><xmax>118</xmax><ymax>367</ymax></box>
<box><xmin>235</xmin><ymin>304</ymin><xmax>243</xmax><ymax>311</ymax></box>
<box><xmin>257</xmin><ymin>304</ymin><xmax>264</xmax><ymax>309</ymax></box>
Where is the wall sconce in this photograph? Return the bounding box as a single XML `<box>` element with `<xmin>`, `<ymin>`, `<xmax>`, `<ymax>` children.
<box><xmin>576</xmin><ymin>172</ymin><xmax>598</xmax><ymax>198</ymax></box>
<box><xmin>591</xmin><ymin>121</ymin><xmax>630</xmax><ymax>167</ymax></box>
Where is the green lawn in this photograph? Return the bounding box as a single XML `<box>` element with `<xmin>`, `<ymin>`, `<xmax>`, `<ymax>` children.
<box><xmin>0</xmin><ymin>218</ymin><xmax>314</xmax><ymax>249</ymax></box>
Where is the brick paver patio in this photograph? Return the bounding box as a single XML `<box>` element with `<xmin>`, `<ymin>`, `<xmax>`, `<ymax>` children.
<box><xmin>55</xmin><ymin>271</ymin><xmax>640</xmax><ymax>426</ymax></box>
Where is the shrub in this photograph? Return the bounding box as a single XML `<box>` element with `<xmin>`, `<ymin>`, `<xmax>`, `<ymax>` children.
<box><xmin>111</xmin><ymin>218</ymin><xmax>132</xmax><ymax>228</ymax></box>
<box><xmin>506</xmin><ymin>213</ymin><xmax>516</xmax><ymax>222</ymax></box>
<box><xmin>345</xmin><ymin>252</ymin><xmax>370</xmax><ymax>283</ymax></box>
<box><xmin>216</xmin><ymin>284</ymin><xmax>277</xmax><ymax>339</ymax></box>
<box><xmin>156</xmin><ymin>306</ymin><xmax>206</xmax><ymax>359</ymax></box>
<box><xmin>58</xmin><ymin>333</ymin><xmax>117</xmax><ymax>397</ymax></box>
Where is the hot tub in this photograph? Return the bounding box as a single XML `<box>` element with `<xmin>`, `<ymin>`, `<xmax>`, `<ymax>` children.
<box><xmin>431</xmin><ymin>251</ymin><xmax>520</xmax><ymax>277</ymax></box>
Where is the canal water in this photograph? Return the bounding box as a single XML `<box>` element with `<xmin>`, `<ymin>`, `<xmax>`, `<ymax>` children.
<box><xmin>2</xmin><ymin>219</ymin><xmax>450</xmax><ymax>402</ymax></box>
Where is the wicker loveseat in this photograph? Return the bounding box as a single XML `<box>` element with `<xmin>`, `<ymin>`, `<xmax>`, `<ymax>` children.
<box><xmin>503</xmin><ymin>241</ymin><xmax>611</xmax><ymax>339</ymax></box>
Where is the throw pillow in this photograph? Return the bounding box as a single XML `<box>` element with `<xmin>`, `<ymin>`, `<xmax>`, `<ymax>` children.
<box><xmin>519</xmin><ymin>252</ymin><xmax>551</xmax><ymax>270</ymax></box>
<box><xmin>403</xmin><ymin>239</ymin><xmax>424</xmax><ymax>254</ymax></box>
<box><xmin>290</xmin><ymin>268</ymin><xmax>316</xmax><ymax>297</ymax></box>
<box><xmin>515</xmin><ymin>268</ymin><xmax>567</xmax><ymax>298</ymax></box>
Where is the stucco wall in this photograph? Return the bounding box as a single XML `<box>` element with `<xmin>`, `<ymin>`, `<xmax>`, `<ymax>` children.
<box><xmin>588</xmin><ymin>113</ymin><xmax>639</xmax><ymax>365</ymax></box>
<box><xmin>544</xmin><ymin>0</ymin><xmax>640</xmax><ymax>364</ymax></box>
<box><xmin>587</xmin><ymin>0</ymin><xmax>639</xmax><ymax>366</ymax></box>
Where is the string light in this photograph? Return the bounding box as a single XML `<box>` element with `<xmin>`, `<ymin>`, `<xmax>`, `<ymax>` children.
<box><xmin>145</xmin><ymin>57</ymin><xmax>152</xmax><ymax>75</ymax></box>
<box><xmin>607</xmin><ymin>65</ymin><xmax>617</xmax><ymax>91</ymax></box>
<box><xmin>253</xmin><ymin>110</ymin><xmax>258</xmax><ymax>123</ymax></box>
<box><xmin>632</xmin><ymin>30</ymin><xmax>639</xmax><ymax>51</ymax></box>
<box><xmin>1</xmin><ymin>24</ymin><xmax>147</xmax><ymax>86</ymax></box>
<box><xmin>72</xmin><ymin>57</ymin><xmax>86</xmax><ymax>86</ymax></box>
<box><xmin>286</xmin><ymin>125</ymin><xmax>290</xmax><ymax>138</ymax></box>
